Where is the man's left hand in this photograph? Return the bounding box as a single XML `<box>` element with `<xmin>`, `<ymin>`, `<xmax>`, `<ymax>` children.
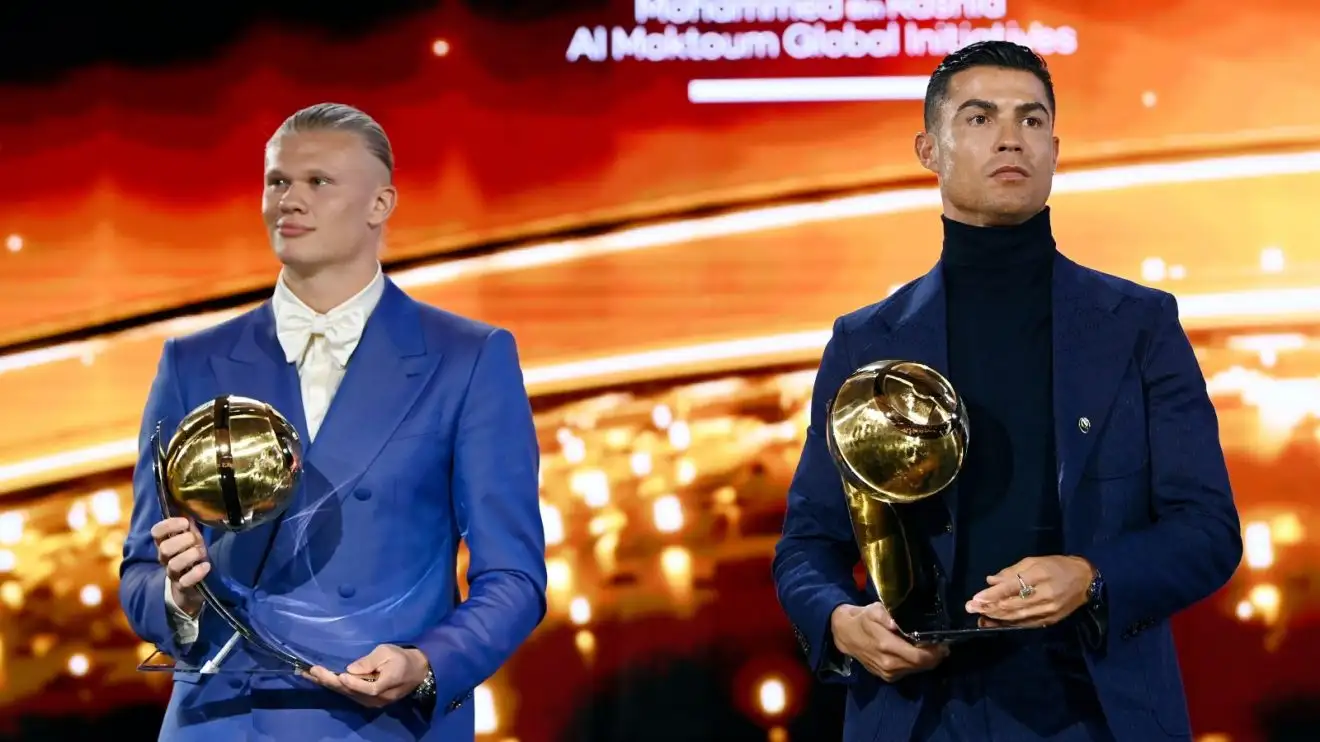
<box><xmin>965</xmin><ymin>556</ymin><xmax>1094</xmax><ymax>628</ymax></box>
<box><xmin>303</xmin><ymin>644</ymin><xmax>431</xmax><ymax>708</ymax></box>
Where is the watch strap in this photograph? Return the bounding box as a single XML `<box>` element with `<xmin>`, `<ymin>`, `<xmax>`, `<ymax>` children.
<box><xmin>411</xmin><ymin>667</ymin><xmax>436</xmax><ymax>700</ymax></box>
<box><xmin>1086</xmin><ymin>567</ymin><xmax>1105</xmax><ymax>608</ymax></box>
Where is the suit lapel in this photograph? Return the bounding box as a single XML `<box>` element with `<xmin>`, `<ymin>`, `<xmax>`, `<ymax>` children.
<box><xmin>853</xmin><ymin>265</ymin><xmax>956</xmax><ymax>573</ymax></box>
<box><xmin>1051</xmin><ymin>255</ymin><xmax>1138</xmax><ymax>510</ymax></box>
<box><xmin>258</xmin><ymin>281</ymin><xmax>444</xmax><ymax>583</ymax></box>
<box><xmin>855</xmin><ymin>267</ymin><xmax>950</xmax><ymax>374</ymax></box>
<box><xmin>211</xmin><ymin>303</ymin><xmax>310</xmax><ymax>440</ymax></box>
<box><xmin>302</xmin><ymin>280</ymin><xmax>443</xmax><ymax>503</ymax></box>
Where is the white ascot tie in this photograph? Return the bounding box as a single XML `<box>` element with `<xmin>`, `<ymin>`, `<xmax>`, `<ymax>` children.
<box><xmin>276</xmin><ymin>305</ymin><xmax>367</xmax><ymax>368</ymax></box>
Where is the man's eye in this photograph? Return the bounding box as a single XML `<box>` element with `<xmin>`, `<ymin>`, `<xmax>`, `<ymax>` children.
<box><xmin>968</xmin><ymin>114</ymin><xmax>988</xmax><ymax>125</ymax></box>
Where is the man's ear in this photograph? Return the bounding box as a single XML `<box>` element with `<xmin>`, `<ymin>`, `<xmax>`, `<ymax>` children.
<box><xmin>368</xmin><ymin>185</ymin><xmax>397</xmax><ymax>228</ymax></box>
<box><xmin>914</xmin><ymin>130</ymin><xmax>938</xmax><ymax>175</ymax></box>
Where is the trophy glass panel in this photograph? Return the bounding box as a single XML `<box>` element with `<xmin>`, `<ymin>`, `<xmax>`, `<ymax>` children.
<box><xmin>139</xmin><ymin>405</ymin><xmax>364</xmax><ymax>677</ymax></box>
<box><xmin>134</xmin><ymin>607</ymin><xmax>364</xmax><ymax>676</ymax></box>
<box><xmin>134</xmin><ymin>515</ymin><xmax>378</xmax><ymax>675</ymax></box>
<box><xmin>134</xmin><ymin>555</ymin><xmax>312</xmax><ymax>675</ymax></box>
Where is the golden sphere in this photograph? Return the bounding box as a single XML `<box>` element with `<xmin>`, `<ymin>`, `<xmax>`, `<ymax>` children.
<box><xmin>158</xmin><ymin>395</ymin><xmax>303</xmax><ymax>531</ymax></box>
<box><xmin>826</xmin><ymin>360</ymin><xmax>969</xmax><ymax>505</ymax></box>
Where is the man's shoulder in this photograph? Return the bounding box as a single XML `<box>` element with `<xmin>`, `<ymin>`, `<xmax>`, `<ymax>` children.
<box><xmin>408</xmin><ymin>298</ymin><xmax>515</xmax><ymax>354</ymax></box>
<box><xmin>1074</xmin><ymin>260</ymin><xmax>1170</xmax><ymax>304</ymax></box>
<box><xmin>166</xmin><ymin>304</ymin><xmax>267</xmax><ymax>358</ymax></box>
<box><xmin>1067</xmin><ymin>259</ymin><xmax>1175</xmax><ymax>323</ymax></box>
<box><xmin>825</xmin><ymin>258</ymin><xmax>1178</xmax><ymax>341</ymax></box>
<box><xmin>831</xmin><ymin>276</ymin><xmax>926</xmax><ymax>337</ymax></box>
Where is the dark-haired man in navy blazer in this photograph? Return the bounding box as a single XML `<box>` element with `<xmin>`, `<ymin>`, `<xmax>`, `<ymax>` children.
<box><xmin>773</xmin><ymin>42</ymin><xmax>1241</xmax><ymax>742</ymax></box>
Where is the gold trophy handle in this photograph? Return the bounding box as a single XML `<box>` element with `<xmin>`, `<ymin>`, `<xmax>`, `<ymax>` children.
<box><xmin>841</xmin><ymin>480</ymin><xmax>914</xmax><ymax>615</ymax></box>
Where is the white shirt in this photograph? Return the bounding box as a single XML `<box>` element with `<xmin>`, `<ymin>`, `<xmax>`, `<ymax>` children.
<box><xmin>271</xmin><ymin>265</ymin><xmax>386</xmax><ymax>441</ymax></box>
<box><xmin>164</xmin><ymin>266</ymin><xmax>386</xmax><ymax>646</ymax></box>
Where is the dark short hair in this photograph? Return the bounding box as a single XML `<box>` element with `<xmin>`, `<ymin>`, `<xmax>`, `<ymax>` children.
<box><xmin>923</xmin><ymin>41</ymin><xmax>1055</xmax><ymax>131</ymax></box>
<box><xmin>270</xmin><ymin>102</ymin><xmax>394</xmax><ymax>180</ymax></box>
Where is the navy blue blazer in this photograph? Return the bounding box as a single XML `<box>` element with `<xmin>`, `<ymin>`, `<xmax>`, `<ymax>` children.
<box><xmin>772</xmin><ymin>254</ymin><xmax>1242</xmax><ymax>741</ymax></box>
<box><xmin>118</xmin><ymin>279</ymin><xmax>548</xmax><ymax>741</ymax></box>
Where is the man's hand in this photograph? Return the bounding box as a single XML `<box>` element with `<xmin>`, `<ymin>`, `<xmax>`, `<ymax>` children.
<box><xmin>303</xmin><ymin>645</ymin><xmax>431</xmax><ymax>708</ymax></box>
<box><xmin>151</xmin><ymin>517</ymin><xmax>209</xmax><ymax>617</ymax></box>
<box><xmin>831</xmin><ymin>604</ymin><xmax>948</xmax><ymax>683</ymax></box>
<box><xmin>966</xmin><ymin>556</ymin><xmax>1093</xmax><ymax>627</ymax></box>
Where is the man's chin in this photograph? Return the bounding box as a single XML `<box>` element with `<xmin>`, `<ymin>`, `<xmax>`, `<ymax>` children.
<box><xmin>982</xmin><ymin>201</ymin><xmax>1047</xmax><ymax>226</ymax></box>
<box><xmin>273</xmin><ymin>241</ymin><xmax>320</xmax><ymax>266</ymax></box>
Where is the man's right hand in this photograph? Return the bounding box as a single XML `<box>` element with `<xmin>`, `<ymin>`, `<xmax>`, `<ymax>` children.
<box><xmin>151</xmin><ymin>517</ymin><xmax>209</xmax><ymax>617</ymax></box>
<box><xmin>830</xmin><ymin>604</ymin><xmax>949</xmax><ymax>682</ymax></box>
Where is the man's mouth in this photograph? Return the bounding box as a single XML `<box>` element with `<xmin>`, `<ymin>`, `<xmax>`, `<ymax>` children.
<box><xmin>277</xmin><ymin>223</ymin><xmax>313</xmax><ymax>237</ymax></box>
<box><xmin>990</xmin><ymin>165</ymin><xmax>1029</xmax><ymax>180</ymax></box>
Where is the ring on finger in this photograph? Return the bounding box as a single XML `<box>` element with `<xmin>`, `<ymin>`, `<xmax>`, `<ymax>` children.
<box><xmin>1016</xmin><ymin>573</ymin><xmax>1036</xmax><ymax>600</ymax></box>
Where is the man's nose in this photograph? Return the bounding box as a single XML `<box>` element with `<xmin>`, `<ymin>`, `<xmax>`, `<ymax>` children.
<box><xmin>278</xmin><ymin>189</ymin><xmax>308</xmax><ymax>212</ymax></box>
<box><xmin>995</xmin><ymin>137</ymin><xmax>1023</xmax><ymax>152</ymax></box>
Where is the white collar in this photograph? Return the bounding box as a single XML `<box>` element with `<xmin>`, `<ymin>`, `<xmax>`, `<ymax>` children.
<box><xmin>271</xmin><ymin>265</ymin><xmax>386</xmax><ymax>366</ymax></box>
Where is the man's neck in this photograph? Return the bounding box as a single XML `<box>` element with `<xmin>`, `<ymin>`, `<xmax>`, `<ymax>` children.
<box><xmin>280</xmin><ymin>259</ymin><xmax>381</xmax><ymax>314</ymax></box>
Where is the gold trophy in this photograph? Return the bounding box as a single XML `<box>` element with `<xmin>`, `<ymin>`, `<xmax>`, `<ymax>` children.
<box><xmin>825</xmin><ymin>360</ymin><xmax>1005</xmax><ymax>643</ymax></box>
<box><xmin>138</xmin><ymin>395</ymin><xmax>316</xmax><ymax>674</ymax></box>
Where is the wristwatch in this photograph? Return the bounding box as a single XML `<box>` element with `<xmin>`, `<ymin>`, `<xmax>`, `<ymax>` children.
<box><xmin>397</xmin><ymin>644</ymin><xmax>436</xmax><ymax>702</ymax></box>
<box><xmin>411</xmin><ymin>667</ymin><xmax>436</xmax><ymax>701</ymax></box>
<box><xmin>1086</xmin><ymin>567</ymin><xmax>1106</xmax><ymax>610</ymax></box>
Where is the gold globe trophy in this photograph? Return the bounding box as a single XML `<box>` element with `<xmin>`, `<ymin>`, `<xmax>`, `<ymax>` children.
<box><xmin>137</xmin><ymin>395</ymin><xmax>315</xmax><ymax>674</ymax></box>
<box><xmin>825</xmin><ymin>360</ymin><xmax>999</xmax><ymax>643</ymax></box>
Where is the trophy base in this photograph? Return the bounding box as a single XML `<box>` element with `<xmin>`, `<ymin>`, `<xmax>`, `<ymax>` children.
<box><xmin>137</xmin><ymin>648</ymin><xmax>306</xmax><ymax>675</ymax></box>
<box><xmin>134</xmin><ymin>625</ymin><xmax>345</xmax><ymax>677</ymax></box>
<box><xmin>137</xmin><ymin>648</ymin><xmax>376</xmax><ymax>679</ymax></box>
<box><xmin>889</xmin><ymin>598</ymin><xmax>1039</xmax><ymax>646</ymax></box>
<box><xmin>901</xmin><ymin>623</ymin><xmax>1036</xmax><ymax>645</ymax></box>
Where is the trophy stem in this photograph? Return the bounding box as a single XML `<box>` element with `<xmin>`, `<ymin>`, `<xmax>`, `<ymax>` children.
<box><xmin>200</xmin><ymin>630</ymin><xmax>243</xmax><ymax>674</ymax></box>
<box><xmin>841</xmin><ymin>481</ymin><xmax>914</xmax><ymax>614</ymax></box>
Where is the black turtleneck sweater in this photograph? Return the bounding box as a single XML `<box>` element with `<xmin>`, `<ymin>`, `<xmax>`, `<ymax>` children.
<box><xmin>930</xmin><ymin>208</ymin><xmax>1102</xmax><ymax>727</ymax></box>
<box><xmin>941</xmin><ymin>207</ymin><xmax>1063</xmax><ymax>616</ymax></box>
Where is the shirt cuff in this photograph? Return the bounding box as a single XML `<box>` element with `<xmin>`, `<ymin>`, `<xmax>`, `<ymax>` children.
<box><xmin>163</xmin><ymin>577</ymin><xmax>201</xmax><ymax>647</ymax></box>
<box><xmin>822</xmin><ymin>652</ymin><xmax>854</xmax><ymax>677</ymax></box>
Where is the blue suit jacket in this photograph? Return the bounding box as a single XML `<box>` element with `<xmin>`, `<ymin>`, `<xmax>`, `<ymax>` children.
<box><xmin>119</xmin><ymin>279</ymin><xmax>548</xmax><ymax>741</ymax></box>
<box><xmin>772</xmin><ymin>254</ymin><xmax>1242</xmax><ymax>742</ymax></box>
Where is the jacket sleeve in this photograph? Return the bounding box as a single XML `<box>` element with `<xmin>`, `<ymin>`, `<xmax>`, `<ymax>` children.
<box><xmin>414</xmin><ymin>329</ymin><xmax>548</xmax><ymax>713</ymax></box>
<box><xmin>118</xmin><ymin>339</ymin><xmax>222</xmax><ymax>665</ymax></box>
<box><xmin>1080</xmin><ymin>294</ymin><xmax>1243</xmax><ymax>648</ymax></box>
<box><xmin>772</xmin><ymin>318</ymin><xmax>867</xmax><ymax>682</ymax></box>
